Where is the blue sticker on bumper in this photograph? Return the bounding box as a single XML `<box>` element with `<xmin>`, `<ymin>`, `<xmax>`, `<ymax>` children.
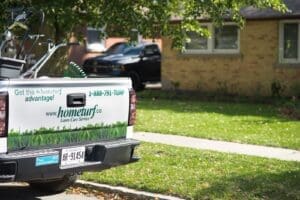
<box><xmin>36</xmin><ymin>155</ymin><xmax>59</xmax><ymax>166</ymax></box>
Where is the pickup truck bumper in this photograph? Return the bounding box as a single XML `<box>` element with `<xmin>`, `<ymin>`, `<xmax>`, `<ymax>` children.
<box><xmin>0</xmin><ymin>139</ymin><xmax>139</xmax><ymax>182</ymax></box>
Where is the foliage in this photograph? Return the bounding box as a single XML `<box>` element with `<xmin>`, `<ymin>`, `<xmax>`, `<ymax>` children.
<box><xmin>0</xmin><ymin>0</ymin><xmax>287</xmax><ymax>48</ymax></box>
<box><xmin>279</xmin><ymin>96</ymin><xmax>300</xmax><ymax>120</ymax></box>
<box><xmin>170</xmin><ymin>80</ymin><xmax>180</xmax><ymax>90</ymax></box>
<box><xmin>216</xmin><ymin>81</ymin><xmax>230</xmax><ymax>96</ymax></box>
<box><xmin>271</xmin><ymin>80</ymin><xmax>286</xmax><ymax>98</ymax></box>
<box><xmin>135</xmin><ymin>91</ymin><xmax>300</xmax><ymax>149</ymax></box>
<box><xmin>82</xmin><ymin>143</ymin><xmax>300</xmax><ymax>199</ymax></box>
<box><xmin>290</xmin><ymin>83</ymin><xmax>300</xmax><ymax>98</ymax></box>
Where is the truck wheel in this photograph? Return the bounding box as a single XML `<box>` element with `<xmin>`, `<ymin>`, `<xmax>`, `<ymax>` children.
<box><xmin>29</xmin><ymin>174</ymin><xmax>77</xmax><ymax>193</ymax></box>
<box><xmin>129</xmin><ymin>71</ymin><xmax>143</xmax><ymax>91</ymax></box>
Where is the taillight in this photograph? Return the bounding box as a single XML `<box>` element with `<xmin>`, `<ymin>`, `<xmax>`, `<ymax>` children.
<box><xmin>128</xmin><ymin>89</ymin><xmax>137</xmax><ymax>126</ymax></box>
<box><xmin>0</xmin><ymin>92</ymin><xmax>8</xmax><ymax>137</ymax></box>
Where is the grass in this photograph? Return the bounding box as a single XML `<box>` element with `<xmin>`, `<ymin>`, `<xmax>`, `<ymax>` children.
<box><xmin>135</xmin><ymin>91</ymin><xmax>300</xmax><ymax>150</ymax></box>
<box><xmin>8</xmin><ymin>122</ymin><xmax>127</xmax><ymax>150</ymax></box>
<box><xmin>82</xmin><ymin>143</ymin><xmax>300</xmax><ymax>200</ymax></box>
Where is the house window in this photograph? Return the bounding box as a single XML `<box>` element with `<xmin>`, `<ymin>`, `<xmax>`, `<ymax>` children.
<box><xmin>279</xmin><ymin>21</ymin><xmax>300</xmax><ymax>63</ymax></box>
<box><xmin>86</xmin><ymin>27</ymin><xmax>106</xmax><ymax>52</ymax></box>
<box><xmin>184</xmin><ymin>23</ymin><xmax>240</xmax><ymax>54</ymax></box>
<box><xmin>186</xmin><ymin>26</ymin><xmax>208</xmax><ymax>50</ymax></box>
<box><xmin>214</xmin><ymin>25</ymin><xmax>238</xmax><ymax>50</ymax></box>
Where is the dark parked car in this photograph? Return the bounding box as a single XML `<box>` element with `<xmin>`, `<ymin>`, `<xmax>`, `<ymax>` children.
<box><xmin>83</xmin><ymin>43</ymin><xmax>161</xmax><ymax>90</ymax></box>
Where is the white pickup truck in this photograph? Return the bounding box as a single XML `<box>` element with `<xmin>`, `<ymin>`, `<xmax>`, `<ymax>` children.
<box><xmin>0</xmin><ymin>36</ymin><xmax>139</xmax><ymax>192</ymax></box>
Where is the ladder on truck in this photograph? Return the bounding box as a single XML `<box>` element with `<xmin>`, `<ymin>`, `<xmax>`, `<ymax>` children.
<box><xmin>0</xmin><ymin>9</ymin><xmax>86</xmax><ymax>79</ymax></box>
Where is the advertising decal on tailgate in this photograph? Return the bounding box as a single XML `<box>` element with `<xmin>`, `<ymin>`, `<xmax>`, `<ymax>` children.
<box><xmin>7</xmin><ymin>87</ymin><xmax>129</xmax><ymax>150</ymax></box>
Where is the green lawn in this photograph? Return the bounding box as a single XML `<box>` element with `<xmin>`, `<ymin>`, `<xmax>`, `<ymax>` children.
<box><xmin>135</xmin><ymin>94</ymin><xmax>300</xmax><ymax>150</ymax></box>
<box><xmin>82</xmin><ymin>143</ymin><xmax>300</xmax><ymax>200</ymax></box>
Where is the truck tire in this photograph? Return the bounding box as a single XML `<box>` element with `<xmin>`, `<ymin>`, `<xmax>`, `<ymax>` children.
<box><xmin>29</xmin><ymin>174</ymin><xmax>77</xmax><ymax>193</ymax></box>
<box><xmin>129</xmin><ymin>71</ymin><xmax>144</xmax><ymax>91</ymax></box>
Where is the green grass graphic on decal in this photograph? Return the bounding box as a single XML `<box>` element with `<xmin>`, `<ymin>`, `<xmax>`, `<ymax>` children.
<box><xmin>8</xmin><ymin>122</ymin><xmax>127</xmax><ymax>150</ymax></box>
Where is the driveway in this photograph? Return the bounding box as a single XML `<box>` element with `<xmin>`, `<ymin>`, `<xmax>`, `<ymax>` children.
<box><xmin>0</xmin><ymin>183</ymin><xmax>98</xmax><ymax>200</ymax></box>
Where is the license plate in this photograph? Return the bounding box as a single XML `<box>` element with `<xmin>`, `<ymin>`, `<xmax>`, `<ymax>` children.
<box><xmin>60</xmin><ymin>146</ymin><xmax>85</xmax><ymax>167</ymax></box>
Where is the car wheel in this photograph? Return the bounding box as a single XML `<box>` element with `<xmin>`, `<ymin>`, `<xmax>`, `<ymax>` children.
<box><xmin>129</xmin><ymin>71</ymin><xmax>143</xmax><ymax>91</ymax></box>
<box><xmin>29</xmin><ymin>174</ymin><xmax>77</xmax><ymax>193</ymax></box>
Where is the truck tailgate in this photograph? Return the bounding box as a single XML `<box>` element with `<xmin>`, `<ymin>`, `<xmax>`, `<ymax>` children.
<box><xmin>6</xmin><ymin>78</ymin><xmax>131</xmax><ymax>151</ymax></box>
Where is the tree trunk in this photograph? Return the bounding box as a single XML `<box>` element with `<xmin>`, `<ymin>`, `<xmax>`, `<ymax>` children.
<box><xmin>54</xmin><ymin>15</ymin><xmax>61</xmax><ymax>44</ymax></box>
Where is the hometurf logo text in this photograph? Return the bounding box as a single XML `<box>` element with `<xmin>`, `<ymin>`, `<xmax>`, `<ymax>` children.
<box><xmin>57</xmin><ymin>105</ymin><xmax>100</xmax><ymax>119</ymax></box>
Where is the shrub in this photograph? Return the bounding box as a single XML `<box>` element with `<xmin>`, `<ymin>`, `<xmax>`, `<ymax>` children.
<box><xmin>271</xmin><ymin>81</ymin><xmax>286</xmax><ymax>98</ymax></box>
<box><xmin>290</xmin><ymin>83</ymin><xmax>300</xmax><ymax>98</ymax></box>
<box><xmin>279</xmin><ymin>96</ymin><xmax>300</xmax><ymax>120</ymax></box>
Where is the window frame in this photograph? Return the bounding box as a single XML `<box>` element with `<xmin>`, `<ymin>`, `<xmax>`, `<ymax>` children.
<box><xmin>279</xmin><ymin>20</ymin><xmax>300</xmax><ymax>64</ymax></box>
<box><xmin>184</xmin><ymin>22</ymin><xmax>240</xmax><ymax>54</ymax></box>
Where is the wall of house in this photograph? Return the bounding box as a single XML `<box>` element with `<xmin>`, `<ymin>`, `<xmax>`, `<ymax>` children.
<box><xmin>162</xmin><ymin>20</ymin><xmax>300</xmax><ymax>97</ymax></box>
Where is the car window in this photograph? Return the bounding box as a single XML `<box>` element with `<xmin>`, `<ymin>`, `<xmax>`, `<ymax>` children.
<box><xmin>106</xmin><ymin>43</ymin><xmax>130</xmax><ymax>54</ymax></box>
<box><xmin>145</xmin><ymin>45</ymin><xmax>160</xmax><ymax>55</ymax></box>
<box><xmin>144</xmin><ymin>46</ymin><xmax>154</xmax><ymax>55</ymax></box>
<box><xmin>123</xmin><ymin>47</ymin><xmax>142</xmax><ymax>55</ymax></box>
<box><xmin>152</xmin><ymin>45</ymin><xmax>160</xmax><ymax>54</ymax></box>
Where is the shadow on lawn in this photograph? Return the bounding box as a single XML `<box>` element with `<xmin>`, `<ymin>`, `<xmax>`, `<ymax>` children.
<box><xmin>194</xmin><ymin>170</ymin><xmax>300</xmax><ymax>200</ymax></box>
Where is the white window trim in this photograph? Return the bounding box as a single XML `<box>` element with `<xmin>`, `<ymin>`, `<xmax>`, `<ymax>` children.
<box><xmin>279</xmin><ymin>20</ymin><xmax>300</xmax><ymax>64</ymax></box>
<box><xmin>184</xmin><ymin>22</ymin><xmax>240</xmax><ymax>54</ymax></box>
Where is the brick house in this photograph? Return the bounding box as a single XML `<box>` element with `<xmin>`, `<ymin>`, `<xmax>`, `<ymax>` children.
<box><xmin>162</xmin><ymin>0</ymin><xmax>300</xmax><ymax>97</ymax></box>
